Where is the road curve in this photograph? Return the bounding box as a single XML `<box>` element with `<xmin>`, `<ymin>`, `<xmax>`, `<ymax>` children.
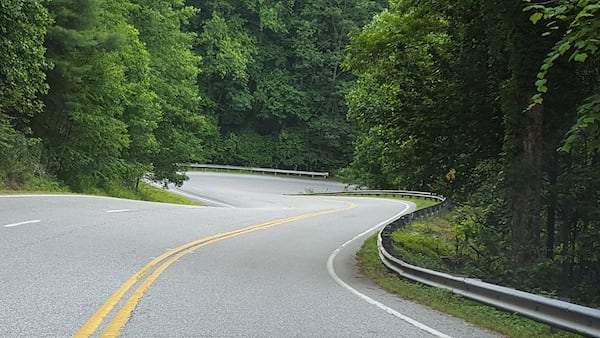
<box><xmin>0</xmin><ymin>172</ymin><xmax>499</xmax><ymax>337</ymax></box>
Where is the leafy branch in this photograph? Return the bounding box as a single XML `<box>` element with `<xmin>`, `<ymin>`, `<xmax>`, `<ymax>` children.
<box><xmin>525</xmin><ymin>0</ymin><xmax>600</xmax><ymax>103</ymax></box>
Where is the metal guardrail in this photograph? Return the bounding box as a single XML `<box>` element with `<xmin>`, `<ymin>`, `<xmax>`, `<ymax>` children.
<box><xmin>306</xmin><ymin>189</ymin><xmax>446</xmax><ymax>201</ymax></box>
<box><xmin>185</xmin><ymin>164</ymin><xmax>329</xmax><ymax>178</ymax></box>
<box><xmin>340</xmin><ymin>190</ymin><xmax>600</xmax><ymax>337</ymax></box>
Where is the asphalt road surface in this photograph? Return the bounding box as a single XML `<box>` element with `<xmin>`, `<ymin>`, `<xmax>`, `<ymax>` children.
<box><xmin>0</xmin><ymin>172</ymin><xmax>500</xmax><ymax>337</ymax></box>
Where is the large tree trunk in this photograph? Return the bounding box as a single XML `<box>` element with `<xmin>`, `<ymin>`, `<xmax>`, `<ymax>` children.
<box><xmin>501</xmin><ymin>0</ymin><xmax>549</xmax><ymax>267</ymax></box>
<box><xmin>509</xmin><ymin>98</ymin><xmax>543</xmax><ymax>266</ymax></box>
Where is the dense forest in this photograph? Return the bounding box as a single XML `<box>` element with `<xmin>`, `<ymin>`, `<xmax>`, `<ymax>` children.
<box><xmin>1</xmin><ymin>0</ymin><xmax>384</xmax><ymax>189</ymax></box>
<box><xmin>1</xmin><ymin>0</ymin><xmax>599</xmax><ymax>305</ymax></box>
<box><xmin>341</xmin><ymin>0</ymin><xmax>600</xmax><ymax>306</ymax></box>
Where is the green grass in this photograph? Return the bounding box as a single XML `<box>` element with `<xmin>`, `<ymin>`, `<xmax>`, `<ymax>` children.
<box><xmin>1</xmin><ymin>178</ymin><xmax>199</xmax><ymax>206</ymax></box>
<box><xmin>135</xmin><ymin>183</ymin><xmax>199</xmax><ymax>205</ymax></box>
<box><xmin>357</xmin><ymin>235</ymin><xmax>579</xmax><ymax>338</ymax></box>
<box><xmin>82</xmin><ymin>182</ymin><xmax>200</xmax><ymax>205</ymax></box>
<box><xmin>378</xmin><ymin>194</ymin><xmax>437</xmax><ymax>209</ymax></box>
<box><xmin>0</xmin><ymin>176</ymin><xmax>70</xmax><ymax>194</ymax></box>
<box><xmin>389</xmin><ymin>214</ymin><xmax>457</xmax><ymax>272</ymax></box>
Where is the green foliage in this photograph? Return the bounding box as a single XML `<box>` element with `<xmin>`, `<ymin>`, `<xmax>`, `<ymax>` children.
<box><xmin>0</xmin><ymin>0</ymin><xmax>51</xmax><ymax>188</ymax></box>
<box><xmin>400</xmin><ymin>208</ymin><xmax>600</xmax><ymax>307</ymax></box>
<box><xmin>344</xmin><ymin>0</ymin><xmax>599</xmax><ymax>305</ymax></box>
<box><xmin>84</xmin><ymin>181</ymin><xmax>199</xmax><ymax>205</ymax></box>
<box><xmin>391</xmin><ymin>221</ymin><xmax>454</xmax><ymax>271</ymax></box>
<box><xmin>0</xmin><ymin>0</ymin><xmax>50</xmax><ymax>122</ymax></box>
<box><xmin>276</xmin><ymin>130</ymin><xmax>309</xmax><ymax>170</ymax></box>
<box><xmin>562</xmin><ymin>93</ymin><xmax>600</xmax><ymax>153</ymax></box>
<box><xmin>525</xmin><ymin>0</ymin><xmax>600</xmax><ymax>82</ymax></box>
<box><xmin>525</xmin><ymin>0</ymin><xmax>600</xmax><ymax>151</ymax></box>
<box><xmin>189</xmin><ymin>0</ymin><xmax>385</xmax><ymax>172</ymax></box>
<box><xmin>39</xmin><ymin>0</ymin><xmax>137</xmax><ymax>189</ymax></box>
<box><xmin>213</xmin><ymin>131</ymin><xmax>276</xmax><ymax>168</ymax></box>
<box><xmin>0</xmin><ymin>117</ymin><xmax>43</xmax><ymax>189</ymax></box>
<box><xmin>357</xmin><ymin>235</ymin><xmax>579</xmax><ymax>338</ymax></box>
<box><xmin>132</xmin><ymin>0</ymin><xmax>216</xmax><ymax>186</ymax></box>
<box><xmin>26</xmin><ymin>0</ymin><xmax>215</xmax><ymax>191</ymax></box>
<box><xmin>136</xmin><ymin>182</ymin><xmax>200</xmax><ymax>205</ymax></box>
<box><xmin>343</xmin><ymin>0</ymin><xmax>504</xmax><ymax>192</ymax></box>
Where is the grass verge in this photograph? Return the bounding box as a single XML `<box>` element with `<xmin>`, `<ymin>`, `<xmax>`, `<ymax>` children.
<box><xmin>357</xmin><ymin>217</ymin><xmax>580</xmax><ymax>337</ymax></box>
<box><xmin>136</xmin><ymin>183</ymin><xmax>199</xmax><ymax>205</ymax></box>
<box><xmin>0</xmin><ymin>176</ymin><xmax>70</xmax><ymax>194</ymax></box>
<box><xmin>82</xmin><ymin>182</ymin><xmax>200</xmax><ymax>205</ymax></box>
<box><xmin>1</xmin><ymin>178</ymin><xmax>199</xmax><ymax>206</ymax></box>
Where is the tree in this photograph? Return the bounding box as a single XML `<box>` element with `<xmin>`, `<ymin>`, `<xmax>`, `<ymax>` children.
<box><xmin>37</xmin><ymin>0</ymin><xmax>160</xmax><ymax>190</ymax></box>
<box><xmin>188</xmin><ymin>0</ymin><xmax>385</xmax><ymax>172</ymax></box>
<box><xmin>102</xmin><ymin>1</ymin><xmax>161</xmax><ymax>188</ymax></box>
<box><xmin>131</xmin><ymin>0</ymin><xmax>215</xmax><ymax>186</ymax></box>
<box><xmin>525</xmin><ymin>0</ymin><xmax>600</xmax><ymax>297</ymax></box>
<box><xmin>496</xmin><ymin>0</ymin><xmax>553</xmax><ymax>267</ymax></box>
<box><xmin>344</xmin><ymin>0</ymin><xmax>600</xmax><ymax>304</ymax></box>
<box><xmin>37</xmin><ymin>0</ymin><xmax>127</xmax><ymax>189</ymax></box>
<box><xmin>0</xmin><ymin>0</ymin><xmax>50</xmax><ymax>187</ymax></box>
<box><xmin>343</xmin><ymin>1</ymin><xmax>501</xmax><ymax>193</ymax></box>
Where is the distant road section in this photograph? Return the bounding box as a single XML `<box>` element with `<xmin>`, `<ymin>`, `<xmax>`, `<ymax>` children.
<box><xmin>0</xmin><ymin>173</ymin><xmax>499</xmax><ymax>338</ymax></box>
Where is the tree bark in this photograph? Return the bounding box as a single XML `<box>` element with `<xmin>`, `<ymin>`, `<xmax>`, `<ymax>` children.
<box><xmin>501</xmin><ymin>0</ymin><xmax>549</xmax><ymax>267</ymax></box>
<box><xmin>509</xmin><ymin>98</ymin><xmax>543</xmax><ymax>266</ymax></box>
<box><xmin>545</xmin><ymin>162</ymin><xmax>557</xmax><ymax>259</ymax></box>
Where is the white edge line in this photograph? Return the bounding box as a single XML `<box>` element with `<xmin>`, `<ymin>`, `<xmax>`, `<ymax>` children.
<box><xmin>0</xmin><ymin>191</ymin><xmax>232</xmax><ymax>208</ymax></box>
<box><xmin>143</xmin><ymin>180</ymin><xmax>235</xmax><ymax>208</ymax></box>
<box><xmin>106</xmin><ymin>209</ymin><xmax>132</xmax><ymax>213</ymax></box>
<box><xmin>0</xmin><ymin>194</ymin><xmax>130</xmax><ymax>199</ymax></box>
<box><xmin>326</xmin><ymin>202</ymin><xmax>454</xmax><ymax>338</ymax></box>
<box><xmin>175</xmin><ymin>190</ymin><xmax>235</xmax><ymax>208</ymax></box>
<box><xmin>4</xmin><ymin>220</ymin><xmax>41</xmax><ymax>228</ymax></box>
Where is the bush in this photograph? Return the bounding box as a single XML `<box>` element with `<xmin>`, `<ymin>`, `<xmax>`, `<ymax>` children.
<box><xmin>0</xmin><ymin>116</ymin><xmax>43</xmax><ymax>189</ymax></box>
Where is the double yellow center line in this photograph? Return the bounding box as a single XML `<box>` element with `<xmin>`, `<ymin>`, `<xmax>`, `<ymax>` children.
<box><xmin>75</xmin><ymin>201</ymin><xmax>356</xmax><ymax>337</ymax></box>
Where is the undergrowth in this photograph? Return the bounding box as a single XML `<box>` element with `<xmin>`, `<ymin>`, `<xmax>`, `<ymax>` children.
<box><xmin>357</xmin><ymin>235</ymin><xmax>580</xmax><ymax>338</ymax></box>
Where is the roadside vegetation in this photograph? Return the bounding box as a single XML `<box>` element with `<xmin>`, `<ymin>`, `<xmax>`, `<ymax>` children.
<box><xmin>383</xmin><ymin>209</ymin><xmax>598</xmax><ymax>308</ymax></box>
<box><xmin>82</xmin><ymin>182</ymin><xmax>200</xmax><ymax>206</ymax></box>
<box><xmin>357</xmin><ymin>234</ymin><xmax>579</xmax><ymax>338</ymax></box>
<box><xmin>0</xmin><ymin>177</ymin><xmax>199</xmax><ymax>206</ymax></box>
<box><xmin>0</xmin><ymin>176</ymin><xmax>69</xmax><ymax>195</ymax></box>
<box><xmin>341</xmin><ymin>0</ymin><xmax>600</xmax><ymax>310</ymax></box>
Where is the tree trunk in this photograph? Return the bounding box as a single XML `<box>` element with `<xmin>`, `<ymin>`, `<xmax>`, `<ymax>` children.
<box><xmin>509</xmin><ymin>98</ymin><xmax>543</xmax><ymax>266</ymax></box>
<box><xmin>501</xmin><ymin>0</ymin><xmax>550</xmax><ymax>267</ymax></box>
<box><xmin>545</xmin><ymin>163</ymin><xmax>557</xmax><ymax>259</ymax></box>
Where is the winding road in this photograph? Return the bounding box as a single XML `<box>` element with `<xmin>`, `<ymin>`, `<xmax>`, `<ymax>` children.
<box><xmin>0</xmin><ymin>172</ymin><xmax>499</xmax><ymax>337</ymax></box>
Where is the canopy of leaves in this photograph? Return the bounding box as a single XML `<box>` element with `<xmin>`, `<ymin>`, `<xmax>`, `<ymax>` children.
<box><xmin>189</xmin><ymin>0</ymin><xmax>386</xmax><ymax>172</ymax></box>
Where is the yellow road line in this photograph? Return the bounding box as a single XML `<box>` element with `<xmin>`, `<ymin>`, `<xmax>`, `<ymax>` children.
<box><xmin>75</xmin><ymin>201</ymin><xmax>356</xmax><ymax>337</ymax></box>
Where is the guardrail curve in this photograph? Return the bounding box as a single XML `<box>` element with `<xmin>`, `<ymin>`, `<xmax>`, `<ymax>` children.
<box><xmin>185</xmin><ymin>163</ymin><xmax>329</xmax><ymax>178</ymax></box>
<box><xmin>354</xmin><ymin>190</ymin><xmax>600</xmax><ymax>338</ymax></box>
